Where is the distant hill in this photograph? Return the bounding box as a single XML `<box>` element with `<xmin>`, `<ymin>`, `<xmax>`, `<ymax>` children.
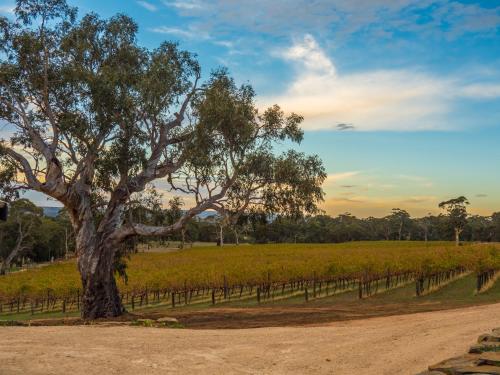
<box><xmin>196</xmin><ymin>211</ymin><xmax>218</xmax><ymax>220</ymax></box>
<box><xmin>41</xmin><ymin>207</ymin><xmax>62</xmax><ymax>218</ymax></box>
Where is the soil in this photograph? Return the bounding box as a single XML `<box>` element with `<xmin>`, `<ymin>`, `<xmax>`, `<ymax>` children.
<box><xmin>162</xmin><ymin>300</ymin><xmax>491</xmax><ymax>329</ymax></box>
<box><xmin>1</xmin><ymin>303</ymin><xmax>499</xmax><ymax>374</ymax></box>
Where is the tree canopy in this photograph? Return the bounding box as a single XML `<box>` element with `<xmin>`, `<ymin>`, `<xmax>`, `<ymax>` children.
<box><xmin>439</xmin><ymin>196</ymin><xmax>469</xmax><ymax>245</ymax></box>
<box><xmin>0</xmin><ymin>0</ymin><xmax>325</xmax><ymax>318</ymax></box>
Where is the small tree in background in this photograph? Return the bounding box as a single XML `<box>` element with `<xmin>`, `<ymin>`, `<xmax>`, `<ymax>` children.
<box><xmin>389</xmin><ymin>208</ymin><xmax>411</xmax><ymax>240</ymax></box>
<box><xmin>439</xmin><ymin>196</ymin><xmax>469</xmax><ymax>246</ymax></box>
<box><xmin>491</xmin><ymin>212</ymin><xmax>500</xmax><ymax>242</ymax></box>
<box><xmin>416</xmin><ymin>213</ymin><xmax>433</xmax><ymax>242</ymax></box>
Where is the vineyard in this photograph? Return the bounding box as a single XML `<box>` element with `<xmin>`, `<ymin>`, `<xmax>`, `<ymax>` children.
<box><xmin>0</xmin><ymin>241</ymin><xmax>499</xmax><ymax>318</ymax></box>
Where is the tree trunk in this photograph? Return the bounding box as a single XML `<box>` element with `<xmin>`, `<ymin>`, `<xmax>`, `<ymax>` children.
<box><xmin>0</xmin><ymin>223</ymin><xmax>27</xmax><ymax>275</ymax></box>
<box><xmin>180</xmin><ymin>229</ymin><xmax>185</xmax><ymax>249</ymax></box>
<box><xmin>455</xmin><ymin>228</ymin><xmax>460</xmax><ymax>247</ymax></box>
<box><xmin>0</xmin><ymin>249</ymin><xmax>17</xmax><ymax>275</ymax></box>
<box><xmin>76</xmin><ymin>213</ymin><xmax>124</xmax><ymax>319</ymax></box>
<box><xmin>218</xmin><ymin>224</ymin><xmax>224</xmax><ymax>247</ymax></box>
<box><xmin>0</xmin><ymin>243</ymin><xmax>23</xmax><ymax>275</ymax></box>
<box><xmin>64</xmin><ymin>227</ymin><xmax>69</xmax><ymax>259</ymax></box>
<box><xmin>233</xmin><ymin>228</ymin><xmax>239</xmax><ymax>245</ymax></box>
<box><xmin>78</xmin><ymin>239</ymin><xmax>124</xmax><ymax>319</ymax></box>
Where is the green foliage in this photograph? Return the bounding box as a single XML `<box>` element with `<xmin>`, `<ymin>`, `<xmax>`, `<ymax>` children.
<box><xmin>439</xmin><ymin>196</ymin><xmax>470</xmax><ymax>242</ymax></box>
<box><xmin>0</xmin><ymin>160</ymin><xmax>20</xmax><ymax>201</ymax></box>
<box><xmin>0</xmin><ymin>200</ymin><xmax>70</xmax><ymax>266</ymax></box>
<box><xmin>0</xmin><ymin>199</ymin><xmax>41</xmax><ymax>259</ymax></box>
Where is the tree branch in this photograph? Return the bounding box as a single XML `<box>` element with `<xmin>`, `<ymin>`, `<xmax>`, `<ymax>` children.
<box><xmin>2</xmin><ymin>145</ymin><xmax>43</xmax><ymax>190</ymax></box>
<box><xmin>111</xmin><ymin>169</ymin><xmax>237</xmax><ymax>241</ymax></box>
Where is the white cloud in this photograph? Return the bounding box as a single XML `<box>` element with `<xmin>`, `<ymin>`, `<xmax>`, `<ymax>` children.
<box><xmin>149</xmin><ymin>26</ymin><xmax>210</xmax><ymax>40</ymax></box>
<box><xmin>322</xmin><ymin>194</ymin><xmax>442</xmax><ymax>217</ymax></box>
<box><xmin>324</xmin><ymin>171</ymin><xmax>360</xmax><ymax>185</ymax></box>
<box><xmin>460</xmin><ymin>84</ymin><xmax>500</xmax><ymax>99</ymax></box>
<box><xmin>403</xmin><ymin>195</ymin><xmax>437</xmax><ymax>203</ymax></box>
<box><xmin>162</xmin><ymin>1</ymin><xmax>202</xmax><ymax>10</ymax></box>
<box><xmin>137</xmin><ymin>1</ymin><xmax>158</xmax><ymax>12</ymax></box>
<box><xmin>281</xmin><ymin>35</ymin><xmax>335</xmax><ymax>75</ymax></box>
<box><xmin>0</xmin><ymin>5</ymin><xmax>14</xmax><ymax>15</ymax></box>
<box><xmin>160</xmin><ymin>1</ymin><xmax>500</xmax><ymax>39</ymax></box>
<box><xmin>213</xmin><ymin>40</ymin><xmax>234</xmax><ymax>48</ymax></box>
<box><xmin>261</xmin><ymin>34</ymin><xmax>500</xmax><ymax>131</ymax></box>
<box><xmin>149</xmin><ymin>25</ymin><xmax>237</xmax><ymax>51</ymax></box>
<box><xmin>397</xmin><ymin>174</ymin><xmax>433</xmax><ymax>188</ymax></box>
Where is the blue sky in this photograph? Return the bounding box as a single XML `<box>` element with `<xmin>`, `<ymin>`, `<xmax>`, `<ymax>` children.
<box><xmin>1</xmin><ymin>0</ymin><xmax>500</xmax><ymax>217</ymax></box>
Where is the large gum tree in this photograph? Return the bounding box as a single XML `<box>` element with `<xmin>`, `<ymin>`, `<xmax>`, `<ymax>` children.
<box><xmin>0</xmin><ymin>0</ymin><xmax>325</xmax><ymax>319</ymax></box>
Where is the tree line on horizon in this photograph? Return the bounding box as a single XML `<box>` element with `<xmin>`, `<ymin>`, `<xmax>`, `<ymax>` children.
<box><xmin>1</xmin><ymin>194</ymin><xmax>495</xmax><ymax>274</ymax></box>
<box><xmin>136</xmin><ymin>195</ymin><xmax>500</xmax><ymax>246</ymax></box>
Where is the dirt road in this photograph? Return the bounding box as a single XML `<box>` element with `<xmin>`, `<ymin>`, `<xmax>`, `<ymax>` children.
<box><xmin>1</xmin><ymin>303</ymin><xmax>499</xmax><ymax>375</ymax></box>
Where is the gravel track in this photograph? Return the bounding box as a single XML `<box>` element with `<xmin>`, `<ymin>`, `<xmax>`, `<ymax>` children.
<box><xmin>1</xmin><ymin>303</ymin><xmax>500</xmax><ymax>374</ymax></box>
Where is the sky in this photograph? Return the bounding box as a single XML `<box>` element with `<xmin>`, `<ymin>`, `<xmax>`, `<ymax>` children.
<box><xmin>1</xmin><ymin>0</ymin><xmax>500</xmax><ymax>217</ymax></box>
